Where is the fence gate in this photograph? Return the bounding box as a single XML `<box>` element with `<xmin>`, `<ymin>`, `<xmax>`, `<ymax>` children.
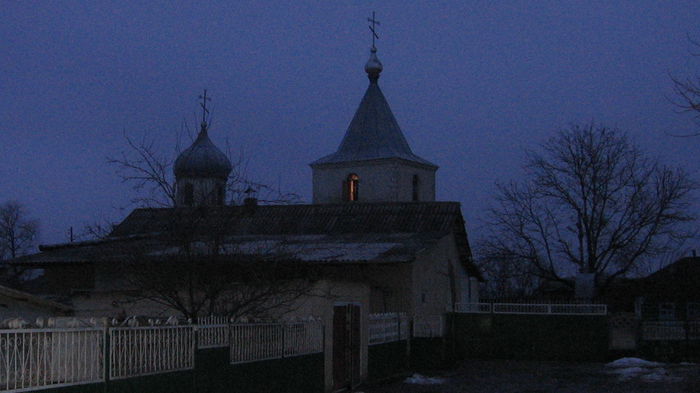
<box><xmin>332</xmin><ymin>304</ymin><xmax>361</xmax><ymax>391</ymax></box>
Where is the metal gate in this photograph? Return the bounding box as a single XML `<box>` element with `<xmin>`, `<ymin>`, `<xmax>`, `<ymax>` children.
<box><xmin>332</xmin><ymin>304</ymin><xmax>361</xmax><ymax>391</ymax></box>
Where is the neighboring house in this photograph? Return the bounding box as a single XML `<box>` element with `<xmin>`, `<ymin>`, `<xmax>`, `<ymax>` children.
<box><xmin>0</xmin><ymin>284</ymin><xmax>72</xmax><ymax>322</ymax></box>
<box><xmin>636</xmin><ymin>256</ymin><xmax>700</xmax><ymax>321</ymax></box>
<box><xmin>10</xmin><ymin>45</ymin><xmax>482</xmax><ymax>391</ymax></box>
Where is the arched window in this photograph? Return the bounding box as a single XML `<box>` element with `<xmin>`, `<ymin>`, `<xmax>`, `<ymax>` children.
<box><xmin>412</xmin><ymin>175</ymin><xmax>420</xmax><ymax>201</ymax></box>
<box><xmin>184</xmin><ymin>183</ymin><xmax>194</xmax><ymax>206</ymax></box>
<box><xmin>345</xmin><ymin>173</ymin><xmax>359</xmax><ymax>201</ymax></box>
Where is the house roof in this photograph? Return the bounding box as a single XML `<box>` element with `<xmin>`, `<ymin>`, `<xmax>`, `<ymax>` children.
<box><xmin>14</xmin><ymin>202</ymin><xmax>481</xmax><ymax>279</ymax></box>
<box><xmin>642</xmin><ymin>256</ymin><xmax>700</xmax><ymax>300</ymax></box>
<box><xmin>310</xmin><ymin>49</ymin><xmax>436</xmax><ymax>168</ymax></box>
<box><xmin>0</xmin><ymin>284</ymin><xmax>72</xmax><ymax>313</ymax></box>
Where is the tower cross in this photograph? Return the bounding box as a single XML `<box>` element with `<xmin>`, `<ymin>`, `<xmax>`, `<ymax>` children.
<box><xmin>367</xmin><ymin>11</ymin><xmax>380</xmax><ymax>49</ymax></box>
<box><xmin>198</xmin><ymin>89</ymin><xmax>211</xmax><ymax>124</ymax></box>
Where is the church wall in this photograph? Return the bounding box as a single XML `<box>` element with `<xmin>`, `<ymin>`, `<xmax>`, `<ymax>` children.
<box><xmin>365</xmin><ymin>264</ymin><xmax>413</xmax><ymax>313</ymax></box>
<box><xmin>394</xmin><ymin>164</ymin><xmax>436</xmax><ymax>202</ymax></box>
<box><xmin>312</xmin><ymin>159</ymin><xmax>436</xmax><ymax>203</ymax></box>
<box><xmin>175</xmin><ymin>176</ymin><xmax>226</xmax><ymax>206</ymax></box>
<box><xmin>411</xmin><ymin>234</ymin><xmax>475</xmax><ymax>319</ymax></box>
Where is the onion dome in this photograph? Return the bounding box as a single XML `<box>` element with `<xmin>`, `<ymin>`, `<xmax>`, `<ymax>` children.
<box><xmin>173</xmin><ymin>122</ymin><xmax>232</xmax><ymax>179</ymax></box>
<box><xmin>364</xmin><ymin>47</ymin><xmax>383</xmax><ymax>82</ymax></box>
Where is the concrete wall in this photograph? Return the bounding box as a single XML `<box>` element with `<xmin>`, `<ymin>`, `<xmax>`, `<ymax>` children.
<box><xmin>312</xmin><ymin>158</ymin><xmax>436</xmax><ymax>203</ymax></box>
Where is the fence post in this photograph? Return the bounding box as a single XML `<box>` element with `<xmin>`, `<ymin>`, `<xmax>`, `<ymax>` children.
<box><xmin>281</xmin><ymin>323</ymin><xmax>286</xmax><ymax>359</ymax></box>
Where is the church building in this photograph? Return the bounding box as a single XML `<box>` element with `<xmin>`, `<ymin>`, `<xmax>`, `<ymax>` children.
<box><xmin>11</xmin><ymin>42</ymin><xmax>481</xmax><ymax>391</ymax></box>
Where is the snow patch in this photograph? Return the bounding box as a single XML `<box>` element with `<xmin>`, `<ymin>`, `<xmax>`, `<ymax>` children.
<box><xmin>404</xmin><ymin>373</ymin><xmax>446</xmax><ymax>385</ymax></box>
<box><xmin>606</xmin><ymin>357</ymin><xmax>663</xmax><ymax>368</ymax></box>
<box><xmin>606</xmin><ymin>357</ymin><xmax>685</xmax><ymax>383</ymax></box>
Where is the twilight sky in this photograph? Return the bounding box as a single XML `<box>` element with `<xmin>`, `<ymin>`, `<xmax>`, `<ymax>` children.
<box><xmin>2</xmin><ymin>1</ymin><xmax>699</xmax><ymax>249</ymax></box>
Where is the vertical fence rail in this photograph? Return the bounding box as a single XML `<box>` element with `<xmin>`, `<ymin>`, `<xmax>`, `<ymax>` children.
<box><xmin>412</xmin><ymin>315</ymin><xmax>445</xmax><ymax>338</ymax></box>
<box><xmin>455</xmin><ymin>302</ymin><xmax>607</xmax><ymax>315</ymax></box>
<box><xmin>229</xmin><ymin>321</ymin><xmax>323</xmax><ymax>364</ymax></box>
<box><xmin>196</xmin><ymin>316</ymin><xmax>229</xmax><ymax>349</ymax></box>
<box><xmin>108</xmin><ymin>325</ymin><xmax>194</xmax><ymax>380</ymax></box>
<box><xmin>368</xmin><ymin>313</ymin><xmax>408</xmax><ymax>345</ymax></box>
<box><xmin>0</xmin><ymin>328</ymin><xmax>104</xmax><ymax>392</ymax></box>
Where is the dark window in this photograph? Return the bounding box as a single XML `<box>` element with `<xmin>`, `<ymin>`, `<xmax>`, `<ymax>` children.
<box><xmin>412</xmin><ymin>175</ymin><xmax>420</xmax><ymax>201</ymax></box>
<box><xmin>346</xmin><ymin>174</ymin><xmax>359</xmax><ymax>201</ymax></box>
<box><xmin>184</xmin><ymin>183</ymin><xmax>194</xmax><ymax>206</ymax></box>
<box><xmin>659</xmin><ymin>303</ymin><xmax>675</xmax><ymax>321</ymax></box>
<box><xmin>217</xmin><ymin>185</ymin><xmax>225</xmax><ymax>205</ymax></box>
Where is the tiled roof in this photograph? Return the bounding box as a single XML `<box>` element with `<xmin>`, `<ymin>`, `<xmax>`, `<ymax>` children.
<box><xmin>14</xmin><ymin>202</ymin><xmax>480</xmax><ymax>279</ymax></box>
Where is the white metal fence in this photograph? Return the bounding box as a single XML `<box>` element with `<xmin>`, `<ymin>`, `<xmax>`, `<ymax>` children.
<box><xmin>368</xmin><ymin>313</ymin><xmax>409</xmax><ymax>345</ymax></box>
<box><xmin>641</xmin><ymin>321</ymin><xmax>700</xmax><ymax>341</ymax></box>
<box><xmin>196</xmin><ymin>316</ymin><xmax>229</xmax><ymax>349</ymax></box>
<box><xmin>229</xmin><ymin>321</ymin><xmax>323</xmax><ymax>364</ymax></box>
<box><xmin>413</xmin><ymin>315</ymin><xmax>445</xmax><ymax>338</ymax></box>
<box><xmin>109</xmin><ymin>325</ymin><xmax>195</xmax><ymax>380</ymax></box>
<box><xmin>0</xmin><ymin>328</ymin><xmax>104</xmax><ymax>393</ymax></box>
<box><xmin>455</xmin><ymin>302</ymin><xmax>607</xmax><ymax>315</ymax></box>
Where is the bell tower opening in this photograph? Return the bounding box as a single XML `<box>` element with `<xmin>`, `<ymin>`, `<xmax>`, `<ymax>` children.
<box><xmin>412</xmin><ymin>175</ymin><xmax>420</xmax><ymax>201</ymax></box>
<box><xmin>345</xmin><ymin>174</ymin><xmax>359</xmax><ymax>201</ymax></box>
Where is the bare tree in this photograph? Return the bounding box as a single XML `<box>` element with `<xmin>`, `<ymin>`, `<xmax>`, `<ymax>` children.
<box><xmin>670</xmin><ymin>35</ymin><xmax>700</xmax><ymax>136</ymax></box>
<box><xmin>0</xmin><ymin>201</ymin><xmax>39</xmax><ymax>287</ymax></box>
<box><xmin>475</xmin><ymin>252</ymin><xmax>540</xmax><ymax>299</ymax></box>
<box><xmin>106</xmin><ymin>209</ymin><xmax>319</xmax><ymax>321</ymax></box>
<box><xmin>480</xmin><ymin>124</ymin><xmax>696</xmax><ymax>294</ymax></box>
<box><xmin>108</xmin><ymin>130</ymin><xmax>299</xmax><ymax>208</ymax></box>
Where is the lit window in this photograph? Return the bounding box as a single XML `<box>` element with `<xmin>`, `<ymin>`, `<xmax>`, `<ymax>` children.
<box><xmin>412</xmin><ymin>175</ymin><xmax>420</xmax><ymax>201</ymax></box>
<box><xmin>346</xmin><ymin>174</ymin><xmax>359</xmax><ymax>201</ymax></box>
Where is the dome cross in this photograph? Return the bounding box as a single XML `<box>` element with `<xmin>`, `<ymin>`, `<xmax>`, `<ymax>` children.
<box><xmin>367</xmin><ymin>11</ymin><xmax>380</xmax><ymax>50</ymax></box>
<box><xmin>198</xmin><ymin>89</ymin><xmax>211</xmax><ymax>125</ymax></box>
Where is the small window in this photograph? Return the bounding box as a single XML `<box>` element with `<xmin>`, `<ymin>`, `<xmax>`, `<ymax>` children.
<box><xmin>412</xmin><ymin>175</ymin><xmax>420</xmax><ymax>201</ymax></box>
<box><xmin>184</xmin><ymin>183</ymin><xmax>194</xmax><ymax>206</ymax></box>
<box><xmin>659</xmin><ymin>303</ymin><xmax>675</xmax><ymax>321</ymax></box>
<box><xmin>345</xmin><ymin>174</ymin><xmax>359</xmax><ymax>201</ymax></box>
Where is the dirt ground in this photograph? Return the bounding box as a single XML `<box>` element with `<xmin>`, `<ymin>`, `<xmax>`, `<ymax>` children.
<box><xmin>360</xmin><ymin>359</ymin><xmax>700</xmax><ymax>393</ymax></box>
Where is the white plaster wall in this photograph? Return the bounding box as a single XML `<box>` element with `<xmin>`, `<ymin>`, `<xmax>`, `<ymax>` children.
<box><xmin>411</xmin><ymin>234</ymin><xmax>476</xmax><ymax>318</ymax></box>
<box><xmin>175</xmin><ymin>176</ymin><xmax>226</xmax><ymax>206</ymax></box>
<box><xmin>312</xmin><ymin>159</ymin><xmax>436</xmax><ymax>203</ymax></box>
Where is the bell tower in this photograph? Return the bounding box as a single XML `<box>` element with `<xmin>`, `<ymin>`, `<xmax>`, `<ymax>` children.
<box><xmin>310</xmin><ymin>21</ymin><xmax>437</xmax><ymax>204</ymax></box>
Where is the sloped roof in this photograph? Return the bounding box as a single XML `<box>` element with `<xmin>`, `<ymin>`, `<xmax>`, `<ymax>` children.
<box><xmin>642</xmin><ymin>256</ymin><xmax>700</xmax><ymax>300</ymax></box>
<box><xmin>0</xmin><ymin>284</ymin><xmax>72</xmax><ymax>313</ymax></box>
<box><xmin>14</xmin><ymin>202</ymin><xmax>481</xmax><ymax>279</ymax></box>
<box><xmin>311</xmin><ymin>50</ymin><xmax>436</xmax><ymax>168</ymax></box>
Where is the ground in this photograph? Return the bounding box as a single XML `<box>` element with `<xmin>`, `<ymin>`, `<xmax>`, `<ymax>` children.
<box><xmin>361</xmin><ymin>359</ymin><xmax>700</xmax><ymax>393</ymax></box>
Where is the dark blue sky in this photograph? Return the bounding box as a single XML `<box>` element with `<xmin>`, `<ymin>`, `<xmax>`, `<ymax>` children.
<box><xmin>2</xmin><ymin>1</ymin><xmax>699</xmax><ymax>247</ymax></box>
